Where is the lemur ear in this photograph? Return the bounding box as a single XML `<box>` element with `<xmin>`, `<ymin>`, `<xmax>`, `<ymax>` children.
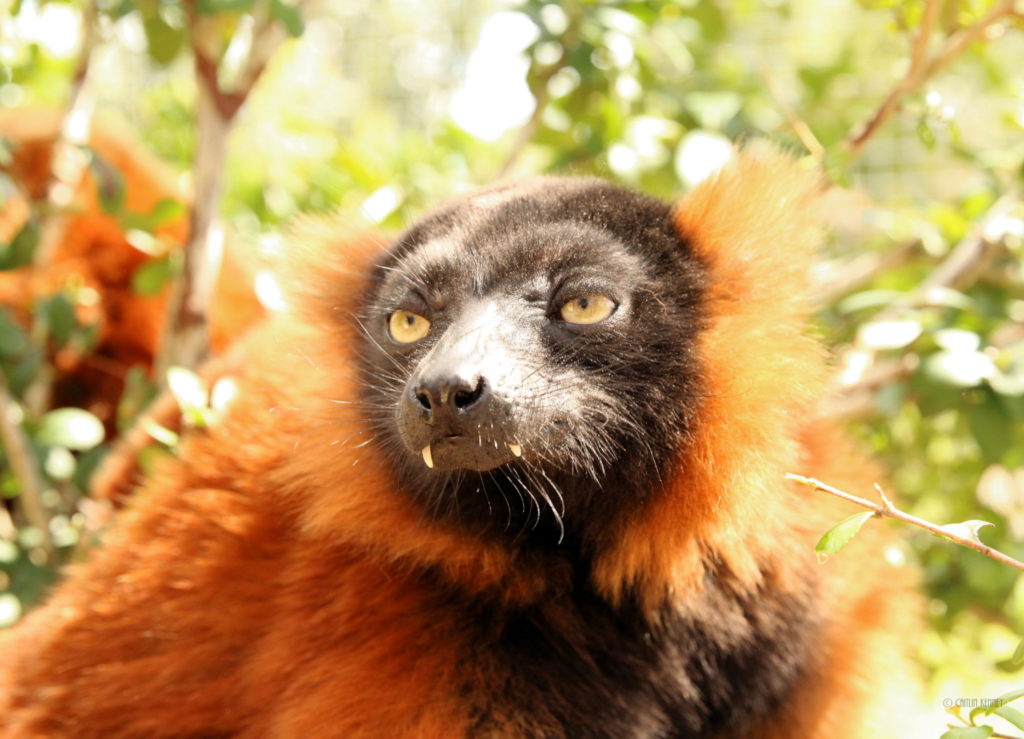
<box><xmin>673</xmin><ymin>144</ymin><xmax>825</xmax><ymax>319</ymax></box>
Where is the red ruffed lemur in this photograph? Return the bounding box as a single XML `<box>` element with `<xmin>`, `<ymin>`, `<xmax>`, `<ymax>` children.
<box><xmin>0</xmin><ymin>146</ymin><xmax>918</xmax><ymax>738</ymax></box>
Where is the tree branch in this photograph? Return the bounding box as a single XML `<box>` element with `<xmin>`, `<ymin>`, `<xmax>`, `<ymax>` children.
<box><xmin>157</xmin><ymin>1</ymin><xmax>292</xmax><ymax>377</ymax></box>
<box><xmin>787</xmin><ymin>474</ymin><xmax>1024</xmax><ymax>573</ymax></box>
<box><xmin>844</xmin><ymin>0</ymin><xmax>1016</xmax><ymax>158</ymax></box>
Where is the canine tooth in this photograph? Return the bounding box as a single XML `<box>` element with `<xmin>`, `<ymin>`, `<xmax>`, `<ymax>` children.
<box><xmin>508</xmin><ymin>443</ymin><xmax>523</xmax><ymax>457</ymax></box>
<box><xmin>422</xmin><ymin>445</ymin><xmax>434</xmax><ymax>469</ymax></box>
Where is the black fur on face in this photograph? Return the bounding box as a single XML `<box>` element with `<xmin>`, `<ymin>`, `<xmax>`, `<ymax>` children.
<box><xmin>357</xmin><ymin>178</ymin><xmax>706</xmax><ymax>543</ymax></box>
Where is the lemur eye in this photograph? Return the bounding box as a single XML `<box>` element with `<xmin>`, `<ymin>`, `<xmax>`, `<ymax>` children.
<box><xmin>559</xmin><ymin>295</ymin><xmax>616</xmax><ymax>325</ymax></box>
<box><xmin>388</xmin><ymin>310</ymin><xmax>431</xmax><ymax>343</ymax></box>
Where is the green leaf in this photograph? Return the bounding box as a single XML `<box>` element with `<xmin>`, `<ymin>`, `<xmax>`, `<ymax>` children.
<box><xmin>0</xmin><ymin>220</ymin><xmax>39</xmax><ymax>270</ymax></box>
<box><xmin>86</xmin><ymin>149</ymin><xmax>125</xmax><ymax>215</ymax></box>
<box><xmin>101</xmin><ymin>0</ymin><xmax>136</xmax><ymax>19</ymax></box>
<box><xmin>37</xmin><ymin>408</ymin><xmax>105</xmax><ymax>451</ymax></box>
<box><xmin>5</xmin><ymin>347</ymin><xmax>43</xmax><ymax>396</ymax></box>
<box><xmin>994</xmin><ymin>688</ymin><xmax>1024</xmax><ymax>706</ymax></box>
<box><xmin>815</xmin><ymin>512</ymin><xmax>874</xmax><ymax>563</ymax></box>
<box><xmin>142</xmin><ymin>419</ymin><xmax>179</xmax><ymax>449</ymax></box>
<box><xmin>835</xmin><ymin>289</ymin><xmax>906</xmax><ymax>314</ymax></box>
<box><xmin>994</xmin><ymin>705</ymin><xmax>1024</xmax><ymax>730</ymax></box>
<box><xmin>271</xmin><ymin>0</ymin><xmax>304</xmax><ymax>36</ymax></box>
<box><xmin>121</xmin><ymin>198</ymin><xmax>187</xmax><ymax>232</ymax></box>
<box><xmin>1012</xmin><ymin>638</ymin><xmax>1024</xmax><ymax>667</ymax></box>
<box><xmin>967</xmin><ymin>399</ymin><xmax>1013</xmax><ymax>462</ymax></box>
<box><xmin>142</xmin><ymin>12</ymin><xmax>186</xmax><ymax>66</ymax></box>
<box><xmin>940</xmin><ymin>727</ymin><xmax>992</xmax><ymax>739</ymax></box>
<box><xmin>40</xmin><ymin>293</ymin><xmax>76</xmax><ymax>348</ymax></box>
<box><xmin>197</xmin><ymin>0</ymin><xmax>257</xmax><ymax>13</ymax></box>
<box><xmin>148</xmin><ymin>198</ymin><xmax>187</xmax><ymax>227</ymax></box>
<box><xmin>131</xmin><ymin>256</ymin><xmax>175</xmax><ymax>296</ymax></box>
<box><xmin>0</xmin><ymin>308</ymin><xmax>28</xmax><ymax>359</ymax></box>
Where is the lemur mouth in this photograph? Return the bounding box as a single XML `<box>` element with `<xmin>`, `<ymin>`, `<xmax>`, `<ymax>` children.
<box><xmin>418</xmin><ymin>436</ymin><xmax>523</xmax><ymax>471</ymax></box>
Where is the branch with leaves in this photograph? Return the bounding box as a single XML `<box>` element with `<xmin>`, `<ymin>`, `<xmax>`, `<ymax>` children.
<box><xmin>788</xmin><ymin>473</ymin><xmax>1024</xmax><ymax>573</ymax></box>
<box><xmin>844</xmin><ymin>0</ymin><xmax>1020</xmax><ymax>158</ymax></box>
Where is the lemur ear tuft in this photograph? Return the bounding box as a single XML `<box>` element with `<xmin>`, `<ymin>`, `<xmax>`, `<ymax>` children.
<box><xmin>673</xmin><ymin>144</ymin><xmax>825</xmax><ymax>318</ymax></box>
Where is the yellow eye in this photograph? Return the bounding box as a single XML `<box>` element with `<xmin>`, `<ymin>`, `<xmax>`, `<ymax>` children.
<box><xmin>559</xmin><ymin>295</ymin><xmax>616</xmax><ymax>325</ymax></box>
<box><xmin>388</xmin><ymin>310</ymin><xmax>431</xmax><ymax>343</ymax></box>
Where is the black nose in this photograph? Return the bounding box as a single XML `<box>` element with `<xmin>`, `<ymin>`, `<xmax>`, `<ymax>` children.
<box><xmin>412</xmin><ymin>374</ymin><xmax>488</xmax><ymax>424</ymax></box>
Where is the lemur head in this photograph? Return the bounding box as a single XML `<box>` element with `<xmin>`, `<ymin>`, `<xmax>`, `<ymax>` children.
<box><xmin>358</xmin><ymin>178</ymin><xmax>707</xmax><ymax>538</ymax></box>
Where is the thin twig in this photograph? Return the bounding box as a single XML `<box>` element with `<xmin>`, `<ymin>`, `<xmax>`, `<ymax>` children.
<box><xmin>753</xmin><ymin>52</ymin><xmax>824</xmax><ymax>160</ymax></box>
<box><xmin>908</xmin><ymin>0</ymin><xmax>941</xmax><ymax>80</ymax></box>
<box><xmin>787</xmin><ymin>474</ymin><xmax>1024</xmax><ymax>573</ymax></box>
<box><xmin>0</xmin><ymin>372</ymin><xmax>55</xmax><ymax>560</ymax></box>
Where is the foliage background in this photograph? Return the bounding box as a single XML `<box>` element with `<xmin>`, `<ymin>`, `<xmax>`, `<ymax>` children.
<box><xmin>2</xmin><ymin>0</ymin><xmax>1024</xmax><ymax>735</ymax></box>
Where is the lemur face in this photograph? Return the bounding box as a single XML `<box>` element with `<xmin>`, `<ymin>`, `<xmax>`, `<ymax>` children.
<box><xmin>359</xmin><ymin>178</ymin><xmax>706</xmax><ymax>535</ymax></box>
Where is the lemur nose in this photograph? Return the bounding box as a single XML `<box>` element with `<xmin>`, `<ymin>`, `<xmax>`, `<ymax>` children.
<box><xmin>412</xmin><ymin>374</ymin><xmax>488</xmax><ymax>424</ymax></box>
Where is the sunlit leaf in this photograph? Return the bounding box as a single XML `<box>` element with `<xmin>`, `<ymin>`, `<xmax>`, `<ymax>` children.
<box><xmin>815</xmin><ymin>512</ymin><xmax>874</xmax><ymax>563</ymax></box>
<box><xmin>43</xmin><ymin>446</ymin><xmax>76</xmax><ymax>481</ymax></box>
<box><xmin>994</xmin><ymin>705</ymin><xmax>1024</xmax><ymax>730</ymax></box>
<box><xmin>935</xmin><ymin>329</ymin><xmax>982</xmax><ymax>354</ymax></box>
<box><xmin>167</xmin><ymin>366</ymin><xmax>208</xmax><ymax>414</ymax></box>
<box><xmin>142</xmin><ymin>419</ymin><xmax>180</xmax><ymax>449</ymax></box>
<box><xmin>924</xmin><ymin>351</ymin><xmax>997</xmax><ymax>387</ymax></box>
<box><xmin>121</xmin><ymin>198</ymin><xmax>187</xmax><ymax>231</ymax></box>
<box><xmin>836</xmin><ymin>289</ymin><xmax>905</xmax><ymax>314</ymax></box>
<box><xmin>993</xmin><ymin>688</ymin><xmax>1024</xmax><ymax>706</ymax></box>
<box><xmin>143</xmin><ymin>12</ymin><xmax>186</xmax><ymax>66</ymax></box>
<box><xmin>37</xmin><ymin>408</ymin><xmax>105</xmax><ymax>451</ymax></box>
<box><xmin>858</xmin><ymin>319</ymin><xmax>922</xmax><ymax>350</ymax></box>
<box><xmin>0</xmin><ymin>594</ymin><xmax>22</xmax><ymax>629</ymax></box>
<box><xmin>939</xmin><ymin>520</ymin><xmax>995</xmax><ymax>545</ymax></box>
<box><xmin>132</xmin><ymin>256</ymin><xmax>175</xmax><ymax>296</ymax></box>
